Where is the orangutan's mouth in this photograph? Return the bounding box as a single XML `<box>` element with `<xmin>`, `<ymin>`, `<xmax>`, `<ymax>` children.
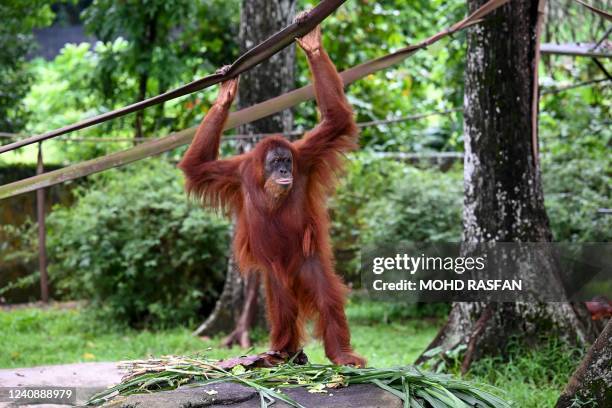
<box><xmin>276</xmin><ymin>178</ymin><xmax>293</xmax><ymax>185</ymax></box>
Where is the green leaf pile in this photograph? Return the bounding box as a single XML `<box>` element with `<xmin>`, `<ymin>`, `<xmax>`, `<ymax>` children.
<box><xmin>88</xmin><ymin>355</ymin><xmax>511</xmax><ymax>408</ymax></box>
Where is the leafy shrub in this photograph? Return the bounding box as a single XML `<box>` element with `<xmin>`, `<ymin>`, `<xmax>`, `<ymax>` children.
<box><xmin>362</xmin><ymin>164</ymin><xmax>463</xmax><ymax>244</ymax></box>
<box><xmin>331</xmin><ymin>150</ymin><xmax>610</xmax><ymax>285</ymax></box>
<box><xmin>329</xmin><ymin>156</ymin><xmax>408</xmax><ymax>281</ymax></box>
<box><xmin>330</xmin><ymin>155</ymin><xmax>462</xmax><ymax>284</ymax></box>
<box><xmin>539</xmin><ymin>86</ymin><xmax>611</xmax><ymax>243</ymax></box>
<box><xmin>47</xmin><ymin>160</ymin><xmax>230</xmax><ymax>328</ymax></box>
<box><xmin>544</xmin><ymin>157</ymin><xmax>611</xmax><ymax>243</ymax></box>
<box><xmin>41</xmin><ymin>143</ymin><xmax>608</xmax><ymax>322</ymax></box>
<box><xmin>0</xmin><ymin>221</ymin><xmax>38</xmax><ymax>301</ymax></box>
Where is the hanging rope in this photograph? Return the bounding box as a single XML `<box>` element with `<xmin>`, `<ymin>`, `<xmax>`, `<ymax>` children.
<box><xmin>0</xmin><ymin>0</ymin><xmax>347</xmax><ymax>154</ymax></box>
<box><xmin>0</xmin><ymin>108</ymin><xmax>462</xmax><ymax>144</ymax></box>
<box><xmin>0</xmin><ymin>0</ymin><xmax>609</xmax><ymax>200</ymax></box>
<box><xmin>573</xmin><ymin>0</ymin><xmax>612</xmax><ymax>22</ymax></box>
<box><xmin>1</xmin><ymin>76</ymin><xmax>607</xmax><ymax>145</ymax></box>
<box><xmin>0</xmin><ymin>0</ymin><xmax>514</xmax><ymax>200</ymax></box>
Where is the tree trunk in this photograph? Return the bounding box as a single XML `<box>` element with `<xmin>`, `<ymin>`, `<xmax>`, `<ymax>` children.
<box><xmin>193</xmin><ymin>0</ymin><xmax>296</xmax><ymax>346</ymax></box>
<box><xmin>133</xmin><ymin>12</ymin><xmax>158</xmax><ymax>142</ymax></box>
<box><xmin>237</xmin><ymin>0</ymin><xmax>296</xmax><ymax>137</ymax></box>
<box><xmin>193</xmin><ymin>238</ymin><xmax>247</xmax><ymax>336</ymax></box>
<box><xmin>417</xmin><ymin>0</ymin><xmax>599</xmax><ymax>371</ymax></box>
<box><xmin>134</xmin><ymin>72</ymin><xmax>148</xmax><ymax>141</ymax></box>
<box><xmin>556</xmin><ymin>319</ymin><xmax>611</xmax><ymax>407</ymax></box>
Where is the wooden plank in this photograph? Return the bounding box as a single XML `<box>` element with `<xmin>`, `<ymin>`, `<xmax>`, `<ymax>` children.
<box><xmin>540</xmin><ymin>43</ymin><xmax>612</xmax><ymax>58</ymax></box>
<box><xmin>372</xmin><ymin>152</ymin><xmax>464</xmax><ymax>159</ymax></box>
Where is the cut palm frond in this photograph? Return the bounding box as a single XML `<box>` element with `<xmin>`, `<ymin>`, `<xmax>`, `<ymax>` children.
<box><xmin>87</xmin><ymin>355</ymin><xmax>511</xmax><ymax>408</ymax></box>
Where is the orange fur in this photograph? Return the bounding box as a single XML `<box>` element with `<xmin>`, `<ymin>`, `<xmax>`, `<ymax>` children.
<box><xmin>178</xmin><ymin>40</ymin><xmax>365</xmax><ymax>367</ymax></box>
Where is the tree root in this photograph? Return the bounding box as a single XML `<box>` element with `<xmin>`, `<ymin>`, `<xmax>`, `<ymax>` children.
<box><xmin>460</xmin><ymin>305</ymin><xmax>493</xmax><ymax>375</ymax></box>
<box><xmin>220</xmin><ymin>272</ymin><xmax>261</xmax><ymax>348</ymax></box>
<box><xmin>221</xmin><ymin>326</ymin><xmax>253</xmax><ymax>349</ymax></box>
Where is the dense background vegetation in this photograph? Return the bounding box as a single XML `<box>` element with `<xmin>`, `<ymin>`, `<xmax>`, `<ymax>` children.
<box><xmin>1</xmin><ymin>0</ymin><xmax>609</xmax><ymax>323</ymax></box>
<box><xmin>46</xmin><ymin>161</ymin><xmax>230</xmax><ymax>328</ymax></box>
<box><xmin>0</xmin><ymin>1</ymin><xmax>609</xmax><ymax>406</ymax></box>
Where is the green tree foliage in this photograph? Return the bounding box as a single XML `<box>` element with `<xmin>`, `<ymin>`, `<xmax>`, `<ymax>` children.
<box><xmin>21</xmin><ymin>0</ymin><xmax>608</xmax><ymax>158</ymax></box>
<box><xmin>297</xmin><ymin>0</ymin><xmax>467</xmax><ymax>151</ymax></box>
<box><xmin>3</xmin><ymin>0</ymin><xmax>609</xmax><ymax>312</ymax></box>
<box><xmin>47</xmin><ymin>160</ymin><xmax>230</xmax><ymax>328</ymax></box>
<box><xmin>23</xmin><ymin>40</ymin><xmax>230</xmax><ymax>162</ymax></box>
<box><xmin>82</xmin><ymin>0</ymin><xmax>239</xmax><ymax>137</ymax></box>
<box><xmin>18</xmin><ymin>0</ymin><xmax>239</xmax><ymax>161</ymax></box>
<box><xmin>0</xmin><ymin>0</ymin><xmax>54</xmax><ymax>132</ymax></box>
<box><xmin>24</xmin><ymin>44</ymin><xmax>105</xmax><ymax>161</ymax></box>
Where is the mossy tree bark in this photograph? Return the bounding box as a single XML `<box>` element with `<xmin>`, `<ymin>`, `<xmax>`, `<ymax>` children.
<box><xmin>417</xmin><ymin>0</ymin><xmax>600</xmax><ymax>372</ymax></box>
<box><xmin>193</xmin><ymin>0</ymin><xmax>296</xmax><ymax>346</ymax></box>
<box><xmin>556</xmin><ymin>320</ymin><xmax>611</xmax><ymax>407</ymax></box>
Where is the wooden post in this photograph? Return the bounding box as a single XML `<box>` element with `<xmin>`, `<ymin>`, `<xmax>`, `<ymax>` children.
<box><xmin>531</xmin><ymin>0</ymin><xmax>547</xmax><ymax>167</ymax></box>
<box><xmin>36</xmin><ymin>142</ymin><xmax>49</xmax><ymax>303</ymax></box>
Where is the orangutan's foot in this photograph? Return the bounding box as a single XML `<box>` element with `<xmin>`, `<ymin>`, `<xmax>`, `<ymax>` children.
<box><xmin>287</xmin><ymin>349</ymin><xmax>309</xmax><ymax>365</ymax></box>
<box><xmin>331</xmin><ymin>352</ymin><xmax>366</xmax><ymax>368</ymax></box>
<box><xmin>217</xmin><ymin>349</ymin><xmax>310</xmax><ymax>370</ymax></box>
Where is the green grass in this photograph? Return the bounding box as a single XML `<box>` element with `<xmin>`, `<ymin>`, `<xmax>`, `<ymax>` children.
<box><xmin>466</xmin><ymin>339</ymin><xmax>585</xmax><ymax>408</ymax></box>
<box><xmin>0</xmin><ymin>303</ymin><xmax>583</xmax><ymax>407</ymax></box>
<box><xmin>0</xmin><ymin>304</ymin><xmax>439</xmax><ymax>369</ymax></box>
<box><xmin>0</xmin><ymin>307</ymin><xmax>253</xmax><ymax>367</ymax></box>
